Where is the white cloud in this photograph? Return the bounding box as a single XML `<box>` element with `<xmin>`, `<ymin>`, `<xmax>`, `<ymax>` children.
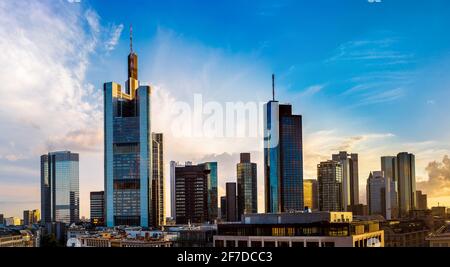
<box><xmin>105</xmin><ymin>24</ymin><xmax>124</xmax><ymax>51</ymax></box>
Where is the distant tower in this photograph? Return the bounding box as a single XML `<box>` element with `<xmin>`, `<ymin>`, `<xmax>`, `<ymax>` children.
<box><xmin>237</xmin><ymin>153</ymin><xmax>257</xmax><ymax>219</ymax></box>
<box><xmin>264</xmin><ymin>75</ymin><xmax>304</xmax><ymax>213</ymax></box>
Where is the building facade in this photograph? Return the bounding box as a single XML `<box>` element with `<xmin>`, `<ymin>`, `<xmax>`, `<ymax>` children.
<box><xmin>226</xmin><ymin>182</ymin><xmax>238</xmax><ymax>222</ymax></box>
<box><xmin>381</xmin><ymin>156</ymin><xmax>399</xmax><ymax>219</ymax></box>
<box><xmin>104</xmin><ymin>30</ymin><xmax>152</xmax><ymax>227</ymax></box>
<box><xmin>318</xmin><ymin>161</ymin><xmax>342</xmax><ymax>212</ymax></box>
<box><xmin>41</xmin><ymin>151</ymin><xmax>80</xmax><ymax>224</ymax></box>
<box><xmin>416</xmin><ymin>191</ymin><xmax>428</xmax><ymax>210</ymax></box>
<box><xmin>303</xmin><ymin>179</ymin><xmax>319</xmax><ymax>211</ymax></box>
<box><xmin>23</xmin><ymin>210</ymin><xmax>40</xmax><ymax>226</ymax></box>
<box><xmin>213</xmin><ymin>212</ymin><xmax>384</xmax><ymax>248</ymax></box>
<box><xmin>237</xmin><ymin>153</ymin><xmax>257</xmax><ymax>219</ymax></box>
<box><xmin>174</xmin><ymin>163</ymin><xmax>213</xmax><ymax>224</ymax></box>
<box><xmin>264</xmin><ymin>100</ymin><xmax>304</xmax><ymax>213</ymax></box>
<box><xmin>170</xmin><ymin>161</ymin><xmax>177</xmax><ymax>220</ymax></box>
<box><xmin>201</xmin><ymin>162</ymin><xmax>218</xmax><ymax>222</ymax></box>
<box><xmin>397</xmin><ymin>152</ymin><xmax>416</xmax><ymax>217</ymax></box>
<box><xmin>151</xmin><ymin>133</ymin><xmax>165</xmax><ymax>227</ymax></box>
<box><xmin>90</xmin><ymin>191</ymin><xmax>105</xmax><ymax>226</ymax></box>
<box><xmin>332</xmin><ymin>152</ymin><xmax>359</xmax><ymax>210</ymax></box>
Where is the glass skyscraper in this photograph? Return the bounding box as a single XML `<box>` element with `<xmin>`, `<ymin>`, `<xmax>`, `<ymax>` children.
<box><xmin>397</xmin><ymin>152</ymin><xmax>416</xmax><ymax>217</ymax></box>
<box><xmin>201</xmin><ymin>162</ymin><xmax>218</xmax><ymax>222</ymax></box>
<box><xmin>40</xmin><ymin>151</ymin><xmax>80</xmax><ymax>225</ymax></box>
<box><xmin>151</xmin><ymin>133</ymin><xmax>165</xmax><ymax>228</ymax></box>
<box><xmin>104</xmin><ymin>29</ymin><xmax>152</xmax><ymax>227</ymax></box>
<box><xmin>237</xmin><ymin>153</ymin><xmax>257</xmax><ymax>219</ymax></box>
<box><xmin>264</xmin><ymin>100</ymin><xmax>304</xmax><ymax>213</ymax></box>
<box><xmin>318</xmin><ymin>160</ymin><xmax>342</xmax><ymax>212</ymax></box>
<box><xmin>332</xmin><ymin>152</ymin><xmax>359</xmax><ymax>210</ymax></box>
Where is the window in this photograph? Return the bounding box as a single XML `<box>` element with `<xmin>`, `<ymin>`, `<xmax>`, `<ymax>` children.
<box><xmin>306</xmin><ymin>242</ymin><xmax>319</xmax><ymax>247</ymax></box>
<box><xmin>264</xmin><ymin>241</ymin><xmax>276</xmax><ymax>247</ymax></box>
<box><xmin>278</xmin><ymin>241</ymin><xmax>290</xmax><ymax>247</ymax></box>
<box><xmin>215</xmin><ymin>240</ymin><xmax>224</xmax><ymax>247</ymax></box>
<box><xmin>251</xmin><ymin>241</ymin><xmax>262</xmax><ymax>247</ymax></box>
<box><xmin>238</xmin><ymin>241</ymin><xmax>248</xmax><ymax>247</ymax></box>
<box><xmin>292</xmin><ymin>242</ymin><xmax>304</xmax><ymax>247</ymax></box>
<box><xmin>226</xmin><ymin>240</ymin><xmax>236</xmax><ymax>247</ymax></box>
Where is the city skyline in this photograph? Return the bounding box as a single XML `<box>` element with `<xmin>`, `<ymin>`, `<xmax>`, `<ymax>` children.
<box><xmin>2</xmin><ymin>0</ymin><xmax>450</xmax><ymax>218</ymax></box>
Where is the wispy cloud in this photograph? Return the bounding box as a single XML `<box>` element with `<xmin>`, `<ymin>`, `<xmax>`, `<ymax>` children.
<box><xmin>105</xmin><ymin>23</ymin><xmax>124</xmax><ymax>51</ymax></box>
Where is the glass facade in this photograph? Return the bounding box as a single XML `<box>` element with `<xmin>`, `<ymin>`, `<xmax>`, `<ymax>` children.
<box><xmin>303</xmin><ymin>179</ymin><xmax>318</xmax><ymax>211</ymax></box>
<box><xmin>318</xmin><ymin>161</ymin><xmax>343</xmax><ymax>212</ymax></box>
<box><xmin>202</xmin><ymin>162</ymin><xmax>218</xmax><ymax>222</ymax></box>
<box><xmin>104</xmin><ymin>46</ymin><xmax>152</xmax><ymax>227</ymax></box>
<box><xmin>237</xmin><ymin>153</ymin><xmax>257</xmax><ymax>219</ymax></box>
<box><xmin>397</xmin><ymin>152</ymin><xmax>416</xmax><ymax>217</ymax></box>
<box><xmin>40</xmin><ymin>151</ymin><xmax>79</xmax><ymax>225</ymax></box>
<box><xmin>264</xmin><ymin>101</ymin><xmax>304</xmax><ymax>213</ymax></box>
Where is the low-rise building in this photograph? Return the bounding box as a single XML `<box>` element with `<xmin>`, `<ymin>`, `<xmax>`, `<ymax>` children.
<box><xmin>426</xmin><ymin>222</ymin><xmax>450</xmax><ymax>247</ymax></box>
<box><xmin>0</xmin><ymin>229</ymin><xmax>36</xmax><ymax>247</ymax></box>
<box><xmin>381</xmin><ymin>220</ymin><xmax>430</xmax><ymax>247</ymax></box>
<box><xmin>213</xmin><ymin>212</ymin><xmax>384</xmax><ymax>247</ymax></box>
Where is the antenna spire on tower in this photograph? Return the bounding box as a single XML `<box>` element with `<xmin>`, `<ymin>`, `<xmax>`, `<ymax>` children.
<box><xmin>272</xmin><ymin>74</ymin><xmax>275</xmax><ymax>101</ymax></box>
<box><xmin>130</xmin><ymin>24</ymin><xmax>133</xmax><ymax>53</ymax></box>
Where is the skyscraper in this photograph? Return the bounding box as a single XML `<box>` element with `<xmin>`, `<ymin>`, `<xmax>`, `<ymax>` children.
<box><xmin>366</xmin><ymin>171</ymin><xmax>385</xmax><ymax>216</ymax></box>
<box><xmin>397</xmin><ymin>152</ymin><xmax>416</xmax><ymax>217</ymax></box>
<box><xmin>170</xmin><ymin>161</ymin><xmax>177</xmax><ymax>219</ymax></box>
<box><xmin>332</xmin><ymin>152</ymin><xmax>359</xmax><ymax>210</ymax></box>
<box><xmin>237</xmin><ymin>153</ymin><xmax>257</xmax><ymax>219</ymax></box>
<box><xmin>220</xmin><ymin>196</ymin><xmax>227</xmax><ymax>221</ymax></box>
<box><xmin>416</xmin><ymin>191</ymin><xmax>428</xmax><ymax>210</ymax></box>
<box><xmin>200</xmin><ymin>162</ymin><xmax>218</xmax><ymax>222</ymax></box>
<box><xmin>264</xmin><ymin>75</ymin><xmax>304</xmax><ymax>213</ymax></box>
<box><xmin>303</xmin><ymin>179</ymin><xmax>319</xmax><ymax>211</ymax></box>
<box><xmin>151</xmin><ymin>133</ymin><xmax>165</xmax><ymax>227</ymax></box>
<box><xmin>226</xmin><ymin>182</ymin><xmax>238</xmax><ymax>222</ymax></box>
<box><xmin>381</xmin><ymin>156</ymin><xmax>399</xmax><ymax>219</ymax></box>
<box><xmin>90</xmin><ymin>191</ymin><xmax>105</xmax><ymax>226</ymax></box>
<box><xmin>23</xmin><ymin>210</ymin><xmax>40</xmax><ymax>225</ymax></box>
<box><xmin>104</xmin><ymin>27</ymin><xmax>152</xmax><ymax>227</ymax></box>
<box><xmin>174</xmin><ymin>163</ymin><xmax>213</xmax><ymax>224</ymax></box>
<box><xmin>318</xmin><ymin>160</ymin><xmax>342</xmax><ymax>212</ymax></box>
<box><xmin>41</xmin><ymin>151</ymin><xmax>80</xmax><ymax>225</ymax></box>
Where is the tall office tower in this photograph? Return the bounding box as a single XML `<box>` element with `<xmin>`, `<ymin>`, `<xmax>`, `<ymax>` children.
<box><xmin>303</xmin><ymin>179</ymin><xmax>319</xmax><ymax>211</ymax></box>
<box><xmin>264</xmin><ymin>75</ymin><xmax>304</xmax><ymax>213</ymax></box>
<box><xmin>237</xmin><ymin>153</ymin><xmax>257</xmax><ymax>219</ymax></box>
<box><xmin>381</xmin><ymin>156</ymin><xmax>399</xmax><ymax>219</ymax></box>
<box><xmin>104</xmin><ymin>28</ymin><xmax>152</xmax><ymax>227</ymax></box>
<box><xmin>23</xmin><ymin>210</ymin><xmax>32</xmax><ymax>226</ymax></box>
<box><xmin>174</xmin><ymin>163</ymin><xmax>211</xmax><ymax>224</ymax></box>
<box><xmin>226</xmin><ymin>182</ymin><xmax>238</xmax><ymax>222</ymax></box>
<box><xmin>317</xmin><ymin>160</ymin><xmax>343</xmax><ymax>212</ymax></box>
<box><xmin>170</xmin><ymin>161</ymin><xmax>177</xmax><ymax>219</ymax></box>
<box><xmin>332</xmin><ymin>152</ymin><xmax>359</xmax><ymax>210</ymax></box>
<box><xmin>200</xmin><ymin>162</ymin><xmax>218</xmax><ymax>222</ymax></box>
<box><xmin>90</xmin><ymin>191</ymin><xmax>105</xmax><ymax>226</ymax></box>
<box><xmin>23</xmin><ymin>210</ymin><xmax>40</xmax><ymax>225</ymax></box>
<box><xmin>220</xmin><ymin>196</ymin><xmax>227</xmax><ymax>221</ymax></box>
<box><xmin>366</xmin><ymin>171</ymin><xmax>385</xmax><ymax>216</ymax></box>
<box><xmin>41</xmin><ymin>151</ymin><xmax>80</xmax><ymax>224</ymax></box>
<box><xmin>396</xmin><ymin>152</ymin><xmax>416</xmax><ymax>217</ymax></box>
<box><xmin>0</xmin><ymin>214</ymin><xmax>4</xmax><ymax>226</ymax></box>
<box><xmin>151</xmin><ymin>133</ymin><xmax>165</xmax><ymax>227</ymax></box>
<box><xmin>416</xmin><ymin>190</ymin><xmax>428</xmax><ymax>210</ymax></box>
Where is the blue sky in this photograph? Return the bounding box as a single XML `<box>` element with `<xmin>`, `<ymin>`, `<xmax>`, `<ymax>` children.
<box><xmin>1</xmin><ymin>0</ymin><xmax>450</xmax><ymax>217</ymax></box>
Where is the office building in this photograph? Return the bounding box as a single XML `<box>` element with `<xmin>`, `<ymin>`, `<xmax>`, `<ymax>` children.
<box><xmin>226</xmin><ymin>183</ymin><xmax>238</xmax><ymax>222</ymax></box>
<box><xmin>396</xmin><ymin>152</ymin><xmax>416</xmax><ymax>217</ymax></box>
<box><xmin>431</xmin><ymin>206</ymin><xmax>446</xmax><ymax>218</ymax></box>
<box><xmin>427</xmin><ymin>222</ymin><xmax>450</xmax><ymax>247</ymax></box>
<box><xmin>170</xmin><ymin>161</ymin><xmax>177</xmax><ymax>219</ymax></box>
<box><xmin>264</xmin><ymin>75</ymin><xmax>304</xmax><ymax>213</ymax></box>
<box><xmin>0</xmin><ymin>214</ymin><xmax>4</xmax><ymax>226</ymax></box>
<box><xmin>151</xmin><ymin>133</ymin><xmax>165</xmax><ymax>227</ymax></box>
<box><xmin>318</xmin><ymin>160</ymin><xmax>343</xmax><ymax>212</ymax></box>
<box><xmin>237</xmin><ymin>153</ymin><xmax>257</xmax><ymax>219</ymax></box>
<box><xmin>213</xmin><ymin>212</ymin><xmax>384</xmax><ymax>247</ymax></box>
<box><xmin>382</xmin><ymin>220</ymin><xmax>429</xmax><ymax>247</ymax></box>
<box><xmin>90</xmin><ymin>191</ymin><xmax>105</xmax><ymax>226</ymax></box>
<box><xmin>366</xmin><ymin>171</ymin><xmax>397</xmax><ymax>219</ymax></box>
<box><xmin>332</xmin><ymin>152</ymin><xmax>359</xmax><ymax>210</ymax></box>
<box><xmin>23</xmin><ymin>210</ymin><xmax>40</xmax><ymax>226</ymax></box>
<box><xmin>381</xmin><ymin>156</ymin><xmax>399</xmax><ymax>219</ymax></box>
<box><xmin>104</xmin><ymin>28</ymin><xmax>152</xmax><ymax>227</ymax></box>
<box><xmin>220</xmin><ymin>196</ymin><xmax>227</xmax><ymax>221</ymax></box>
<box><xmin>41</xmin><ymin>151</ymin><xmax>80</xmax><ymax>224</ymax></box>
<box><xmin>202</xmin><ymin>162</ymin><xmax>218</xmax><ymax>222</ymax></box>
<box><xmin>303</xmin><ymin>179</ymin><xmax>319</xmax><ymax>211</ymax></box>
<box><xmin>5</xmin><ymin>217</ymin><xmax>21</xmax><ymax>226</ymax></box>
<box><xmin>416</xmin><ymin>191</ymin><xmax>428</xmax><ymax>210</ymax></box>
<box><xmin>174</xmin><ymin>163</ymin><xmax>216</xmax><ymax>224</ymax></box>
